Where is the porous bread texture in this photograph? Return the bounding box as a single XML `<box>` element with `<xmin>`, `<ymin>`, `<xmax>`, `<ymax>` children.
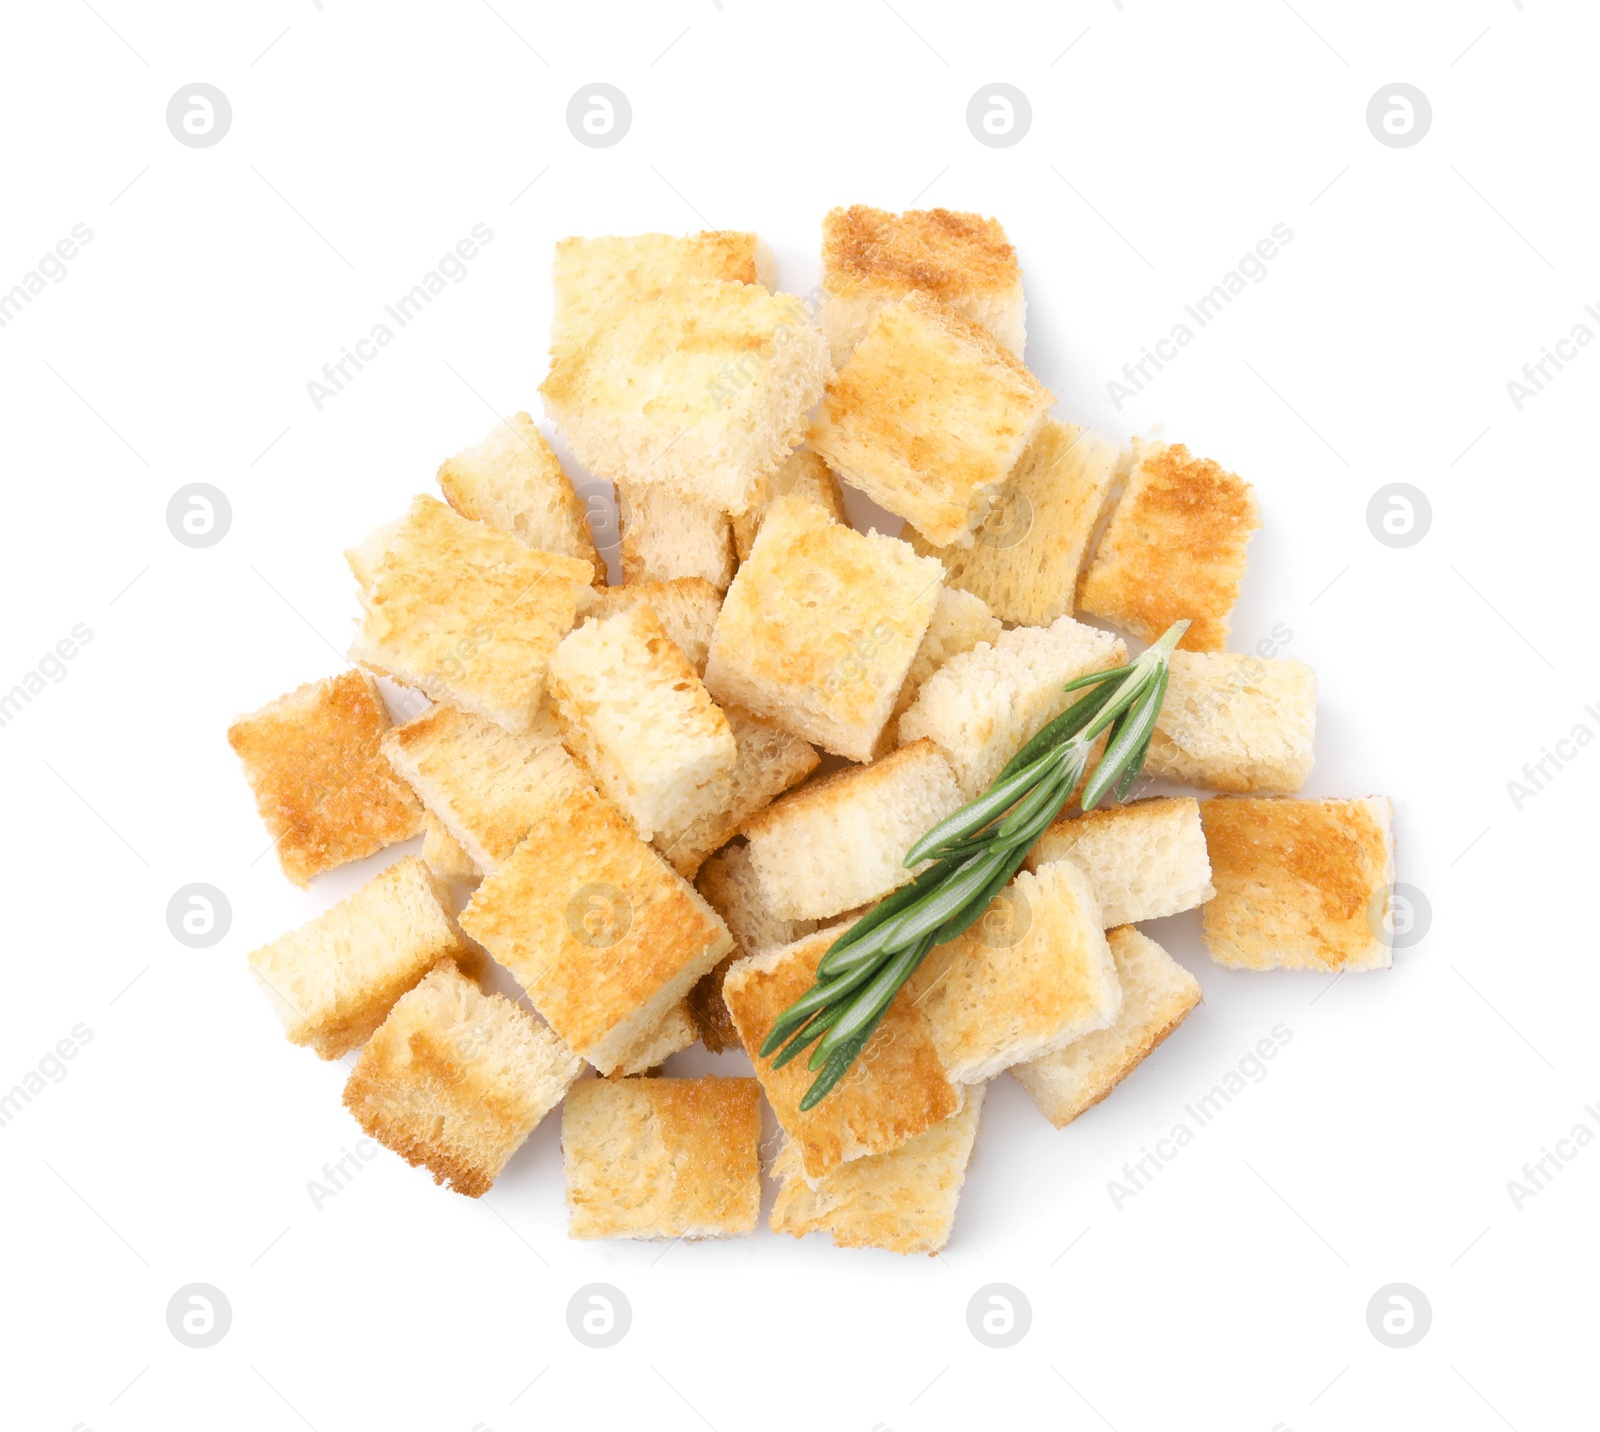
<box><xmin>381</xmin><ymin>702</ymin><xmax>586</xmax><ymax>874</ymax></box>
<box><xmin>1145</xmin><ymin>651</ymin><xmax>1317</xmax><ymax>794</ymax></box>
<box><xmin>1200</xmin><ymin>796</ymin><xmax>1395</xmax><ymax>972</ymax></box>
<box><xmin>343</xmin><ymin>962</ymin><xmax>582</xmax><ymax>1197</ymax></box>
<box><xmin>436</xmin><ymin>411</ymin><xmax>603</xmax><ymax>583</ymax></box>
<box><xmin>609</xmin><ymin>1000</ymin><xmax>697</xmax><ymax>1077</ymax></box>
<box><xmin>347</xmin><ymin>495</ymin><xmax>594</xmax><ymax>732</ymax></box>
<box><xmin>703</xmin><ymin>493</ymin><xmax>944</xmax><ymax>761</ymax></box>
<box><xmin>248</xmin><ymin>855</ymin><xmax>465</xmax><ymax>1059</ymax></box>
<box><xmin>770</xmin><ymin>1085</ymin><xmax>986</xmax><ymax>1255</ymax></box>
<box><xmin>227</xmin><ymin>669</ymin><xmax>422</xmax><ymax>887</ymax></box>
<box><xmin>898</xmin><ymin>615</ymin><xmax>1127</xmax><ymax>797</ymax></box>
<box><xmin>590</xmin><ymin>578</ymin><xmax>722</xmax><ymax>675</ymax></box>
<box><xmin>909</xmin><ymin>421</ymin><xmax>1118</xmax><ymax>627</ymax></box>
<box><xmin>731</xmin><ymin>446</ymin><xmax>851</xmax><ymax>561</ymax></box>
<box><xmin>617</xmin><ymin>483</ymin><xmax>737</xmax><ymax>591</ymax></box>
<box><xmin>908</xmin><ymin>860</ymin><xmax>1121</xmax><ymax>1084</ymax></box>
<box><xmin>547</xmin><ymin>604</ymin><xmax>738</xmax><ymax>843</ymax></box>
<box><xmin>1012</xmin><ymin>927</ymin><xmax>1202</xmax><ymax>1128</ymax></box>
<box><xmin>541</xmin><ymin>276</ymin><xmax>830</xmax><ymax>516</ymax></box>
<box><xmin>1027</xmin><ymin>796</ymin><xmax>1215</xmax><ymax>926</ymax></box>
<box><xmin>421</xmin><ymin>810</ymin><xmax>479</xmax><ymax>884</ymax></box>
<box><xmin>820</xmin><ymin>206</ymin><xmax>1025</xmax><ymax>366</ymax></box>
<box><xmin>722</xmin><ymin>925</ymin><xmax>962</xmax><ymax>1181</ymax></box>
<box><xmin>809</xmin><ymin>291</ymin><xmax>1052</xmax><ymax>547</ymax></box>
<box><xmin>741</xmin><ymin>739</ymin><xmax>966</xmax><ymax>922</ymax></box>
<box><xmin>653</xmin><ymin>706</ymin><xmax>819</xmax><ymax>879</ymax></box>
<box><xmin>1077</xmin><ymin>439</ymin><xmax>1260</xmax><ymax>652</ymax></box>
<box><xmin>459</xmin><ymin>784</ymin><xmax>732</xmax><ymax>1074</ymax></box>
<box><xmin>879</xmin><ymin>585</ymin><xmax>1003</xmax><ymax>754</ymax></box>
<box><xmin>562</xmin><ymin>1076</ymin><xmax>762</xmax><ymax>1238</ymax></box>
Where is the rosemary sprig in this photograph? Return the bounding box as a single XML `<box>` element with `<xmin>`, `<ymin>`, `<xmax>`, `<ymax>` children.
<box><xmin>759</xmin><ymin>619</ymin><xmax>1190</xmax><ymax>1110</ymax></box>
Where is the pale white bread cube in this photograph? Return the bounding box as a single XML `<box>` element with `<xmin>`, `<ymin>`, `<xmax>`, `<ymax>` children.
<box><xmin>1012</xmin><ymin>927</ymin><xmax>1202</xmax><ymax>1128</ymax></box>
<box><xmin>878</xmin><ymin>585</ymin><xmax>1003</xmax><ymax>755</ymax></box>
<box><xmin>607</xmin><ymin>1000</ymin><xmax>697</xmax><ymax>1077</ymax></box>
<box><xmin>590</xmin><ymin>578</ymin><xmax>722</xmax><ymax>675</ymax></box>
<box><xmin>617</xmin><ymin>484</ymin><xmax>736</xmax><ymax>591</ymax></box>
<box><xmin>421</xmin><ymin>810</ymin><xmax>479</xmax><ymax>884</ymax></box>
<box><xmin>730</xmin><ymin>445</ymin><xmax>850</xmax><ymax>562</ymax></box>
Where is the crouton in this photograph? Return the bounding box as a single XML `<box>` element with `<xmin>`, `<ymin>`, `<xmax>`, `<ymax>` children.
<box><xmin>347</xmin><ymin>495</ymin><xmax>594</xmax><ymax>732</ymax></box>
<box><xmin>562</xmin><ymin>1076</ymin><xmax>762</xmax><ymax>1238</ymax></box>
<box><xmin>547</xmin><ymin>605</ymin><xmax>738</xmax><ymax>843</ymax></box>
<box><xmin>248</xmin><ymin>855</ymin><xmax>465</xmax><ymax>1059</ymax></box>
<box><xmin>820</xmin><ymin>205</ymin><xmax>1025</xmax><ymax>366</ymax></box>
<box><xmin>617</xmin><ymin>484</ymin><xmax>737</xmax><ymax>591</ymax></box>
<box><xmin>227</xmin><ymin>669</ymin><xmax>423</xmax><ymax>887</ymax></box>
<box><xmin>609</xmin><ymin>1001</ymin><xmax>697</xmax><ymax>1077</ymax></box>
<box><xmin>730</xmin><ymin>446</ymin><xmax>850</xmax><ymax>561</ymax></box>
<box><xmin>879</xmin><ymin>586</ymin><xmax>1003</xmax><ymax>753</ymax></box>
<box><xmin>898</xmin><ymin>615</ymin><xmax>1127</xmax><ymax>797</ymax></box>
<box><xmin>1145</xmin><ymin>651</ymin><xmax>1317</xmax><ymax>794</ymax></box>
<box><xmin>909</xmin><ymin>421</ymin><xmax>1118</xmax><ymax>627</ymax></box>
<box><xmin>704</xmin><ymin>494</ymin><xmax>944</xmax><ymax>761</ymax></box>
<box><xmin>436</xmin><ymin>412</ymin><xmax>603</xmax><ymax>583</ymax></box>
<box><xmin>1077</xmin><ymin>440</ymin><xmax>1260</xmax><ymax>652</ymax></box>
<box><xmin>458</xmin><ymin>785</ymin><xmax>731</xmax><ymax>1074</ymax></box>
<box><xmin>1012</xmin><ymin>927</ymin><xmax>1202</xmax><ymax>1128</ymax></box>
<box><xmin>421</xmin><ymin>810</ymin><xmax>479</xmax><ymax>884</ymax></box>
<box><xmin>722</xmin><ymin>925</ymin><xmax>961</xmax><ymax>1179</ymax></box>
<box><xmin>590</xmin><ymin>578</ymin><xmax>722</xmax><ymax>675</ymax></box>
<box><xmin>343</xmin><ymin>962</ymin><xmax>582</xmax><ymax>1196</ymax></box>
<box><xmin>809</xmin><ymin>292</ymin><xmax>1052</xmax><ymax>547</ymax></box>
<box><xmin>1027</xmin><ymin>796</ymin><xmax>1214</xmax><ymax>926</ymax></box>
<box><xmin>742</xmin><ymin>739</ymin><xmax>966</xmax><ymax>922</ymax></box>
<box><xmin>1200</xmin><ymin>796</ymin><xmax>1395</xmax><ymax>971</ymax></box>
<box><xmin>771</xmin><ymin>1086</ymin><xmax>985</xmax><ymax>1254</ymax></box>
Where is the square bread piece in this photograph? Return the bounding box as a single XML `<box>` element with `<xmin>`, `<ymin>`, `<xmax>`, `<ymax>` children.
<box><xmin>590</xmin><ymin>578</ymin><xmax>722</xmax><ymax>675</ymax></box>
<box><xmin>541</xmin><ymin>276</ymin><xmax>830</xmax><ymax>516</ymax></box>
<box><xmin>809</xmin><ymin>291</ymin><xmax>1052</xmax><ymax>548</ymax></box>
<box><xmin>547</xmin><ymin>604</ymin><xmax>738</xmax><ymax>844</ymax></box>
<box><xmin>742</xmin><ymin>739</ymin><xmax>966</xmax><ymax>922</ymax></box>
<box><xmin>880</xmin><ymin>585</ymin><xmax>1003</xmax><ymax>754</ymax></box>
<box><xmin>908</xmin><ymin>860</ymin><xmax>1121</xmax><ymax>1084</ymax></box>
<box><xmin>770</xmin><ymin>1084</ymin><xmax>985</xmax><ymax>1255</ymax></box>
<box><xmin>1200</xmin><ymin>796</ymin><xmax>1395</xmax><ymax>972</ymax></box>
<box><xmin>704</xmin><ymin>494</ymin><xmax>944</xmax><ymax>761</ymax></box>
<box><xmin>1077</xmin><ymin>440</ymin><xmax>1260</xmax><ymax>652</ymax></box>
<box><xmin>730</xmin><ymin>445</ymin><xmax>851</xmax><ymax>561</ymax></box>
<box><xmin>347</xmin><ymin>495</ymin><xmax>594</xmax><ymax>732</ymax></box>
<box><xmin>723</xmin><ymin>925</ymin><xmax>962</xmax><ymax>1180</ymax></box>
<box><xmin>248</xmin><ymin>855</ymin><xmax>465</xmax><ymax>1059</ymax></box>
<box><xmin>909</xmin><ymin>421</ymin><xmax>1119</xmax><ymax>627</ymax></box>
<box><xmin>382</xmin><ymin>702</ymin><xmax>586</xmax><ymax>874</ymax></box>
<box><xmin>436</xmin><ymin>411</ymin><xmax>603</xmax><ymax>583</ymax></box>
<box><xmin>617</xmin><ymin>484</ymin><xmax>737</xmax><ymax>591</ymax></box>
<box><xmin>227</xmin><ymin>669</ymin><xmax>423</xmax><ymax>887</ymax></box>
<box><xmin>1027</xmin><ymin>796</ymin><xmax>1215</xmax><ymax>926</ymax></box>
<box><xmin>820</xmin><ymin>205</ymin><xmax>1025</xmax><ymax>366</ymax></box>
<box><xmin>343</xmin><ymin>962</ymin><xmax>582</xmax><ymax>1197</ymax></box>
<box><xmin>1013</xmin><ymin>927</ymin><xmax>1202</xmax><ymax>1129</ymax></box>
<box><xmin>1145</xmin><ymin>651</ymin><xmax>1318</xmax><ymax>794</ymax></box>
<box><xmin>562</xmin><ymin>1076</ymin><xmax>762</xmax><ymax>1239</ymax></box>
<box><xmin>898</xmin><ymin>615</ymin><xmax>1127</xmax><ymax>798</ymax></box>
<box><xmin>459</xmin><ymin>784</ymin><xmax>732</xmax><ymax>1073</ymax></box>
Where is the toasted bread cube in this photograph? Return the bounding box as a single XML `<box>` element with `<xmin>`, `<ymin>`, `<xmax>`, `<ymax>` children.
<box><xmin>810</xmin><ymin>292</ymin><xmax>1052</xmax><ymax>547</ymax></box>
<box><xmin>459</xmin><ymin>785</ymin><xmax>731</xmax><ymax>1073</ymax></box>
<box><xmin>1013</xmin><ymin>927</ymin><xmax>1202</xmax><ymax>1128</ymax></box>
<box><xmin>878</xmin><ymin>586</ymin><xmax>1003</xmax><ymax>755</ymax></box>
<box><xmin>771</xmin><ymin>1085</ymin><xmax>986</xmax><ymax>1255</ymax></box>
<box><xmin>1078</xmin><ymin>440</ymin><xmax>1260</xmax><ymax>652</ymax></box>
<box><xmin>723</xmin><ymin>926</ymin><xmax>961</xmax><ymax>1180</ymax></box>
<box><xmin>908</xmin><ymin>861</ymin><xmax>1121</xmax><ymax>1084</ymax></box>
<box><xmin>820</xmin><ymin>206</ymin><xmax>1025</xmax><ymax>366</ymax></box>
<box><xmin>436</xmin><ymin>412</ymin><xmax>603</xmax><ymax>583</ymax></box>
<box><xmin>742</xmin><ymin>740</ymin><xmax>965</xmax><ymax>922</ymax></box>
<box><xmin>382</xmin><ymin>702</ymin><xmax>585</xmax><ymax>874</ymax></box>
<box><xmin>541</xmin><ymin>276</ymin><xmax>829</xmax><ymax>516</ymax></box>
<box><xmin>1027</xmin><ymin>796</ymin><xmax>1215</xmax><ymax>926</ymax></box>
<box><xmin>421</xmin><ymin>810</ymin><xmax>479</xmax><ymax>884</ymax></box>
<box><xmin>617</xmin><ymin>484</ymin><xmax>737</xmax><ymax>591</ymax></box>
<box><xmin>654</xmin><ymin>706</ymin><xmax>819</xmax><ymax>879</ymax></box>
<box><xmin>343</xmin><ymin>962</ymin><xmax>582</xmax><ymax>1197</ymax></box>
<box><xmin>899</xmin><ymin>615</ymin><xmax>1127</xmax><ymax>798</ymax></box>
<box><xmin>562</xmin><ymin>1076</ymin><xmax>762</xmax><ymax>1238</ymax></box>
<box><xmin>248</xmin><ymin>856</ymin><xmax>464</xmax><ymax>1058</ymax></box>
<box><xmin>730</xmin><ymin>446</ymin><xmax>851</xmax><ymax>561</ymax></box>
<box><xmin>609</xmin><ymin>1001</ymin><xmax>698</xmax><ymax>1077</ymax></box>
<box><xmin>227</xmin><ymin>669</ymin><xmax>423</xmax><ymax>887</ymax></box>
<box><xmin>704</xmin><ymin>494</ymin><xmax>944</xmax><ymax>760</ymax></box>
<box><xmin>1200</xmin><ymin>796</ymin><xmax>1395</xmax><ymax>972</ymax></box>
<box><xmin>590</xmin><ymin>578</ymin><xmax>722</xmax><ymax>675</ymax></box>
<box><xmin>547</xmin><ymin>605</ymin><xmax>738</xmax><ymax>843</ymax></box>
<box><xmin>347</xmin><ymin>495</ymin><xmax>594</xmax><ymax>732</ymax></box>
<box><xmin>909</xmin><ymin>421</ymin><xmax>1118</xmax><ymax>627</ymax></box>
<box><xmin>1145</xmin><ymin>651</ymin><xmax>1317</xmax><ymax>794</ymax></box>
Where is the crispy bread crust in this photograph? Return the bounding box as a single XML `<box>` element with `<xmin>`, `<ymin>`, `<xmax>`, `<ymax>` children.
<box><xmin>823</xmin><ymin>206</ymin><xmax>1021</xmax><ymax>301</ymax></box>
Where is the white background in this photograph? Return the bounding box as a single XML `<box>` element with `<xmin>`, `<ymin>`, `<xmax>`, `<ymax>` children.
<box><xmin>2</xmin><ymin>2</ymin><xmax>1596</xmax><ymax>1429</ymax></box>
